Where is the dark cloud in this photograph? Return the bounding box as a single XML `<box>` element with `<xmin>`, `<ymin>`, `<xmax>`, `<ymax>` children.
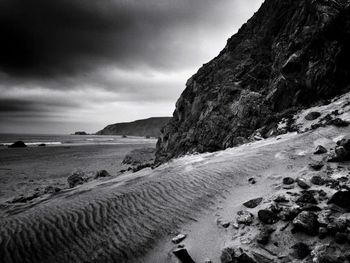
<box><xmin>0</xmin><ymin>0</ymin><xmax>263</xmax><ymax>133</ymax></box>
<box><xmin>0</xmin><ymin>0</ymin><xmax>259</xmax><ymax>77</ymax></box>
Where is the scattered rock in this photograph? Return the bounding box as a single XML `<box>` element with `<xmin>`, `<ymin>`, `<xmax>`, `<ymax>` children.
<box><xmin>258</xmin><ymin>209</ymin><xmax>279</xmax><ymax>225</ymax></box>
<box><xmin>8</xmin><ymin>141</ymin><xmax>27</xmax><ymax>148</ymax></box>
<box><xmin>314</xmin><ymin>145</ymin><xmax>327</xmax><ymax>154</ymax></box>
<box><xmin>291</xmin><ymin>242</ymin><xmax>310</xmax><ymax>260</ymax></box>
<box><xmin>67</xmin><ymin>171</ymin><xmax>86</xmax><ymax>188</ymax></box>
<box><xmin>305</xmin><ymin>112</ymin><xmax>321</xmax><ymax>121</ymax></box>
<box><xmin>243</xmin><ymin>197</ymin><xmax>263</xmax><ymax>208</ymax></box>
<box><xmin>172</xmin><ymin>234</ymin><xmax>187</xmax><ymax>244</ymax></box>
<box><xmin>296</xmin><ymin>177</ymin><xmax>310</xmax><ymax>189</ymax></box>
<box><xmin>94</xmin><ymin>170</ymin><xmax>111</xmax><ymax>179</ymax></box>
<box><xmin>236</xmin><ymin>210</ymin><xmax>254</xmax><ymax>225</ymax></box>
<box><xmin>173</xmin><ymin>248</ymin><xmax>195</xmax><ymax>263</ymax></box>
<box><xmin>328</xmin><ymin>190</ymin><xmax>350</xmax><ymax>211</ymax></box>
<box><xmin>310</xmin><ymin>175</ymin><xmax>325</xmax><ymax>186</ymax></box>
<box><xmin>292</xmin><ymin>211</ymin><xmax>319</xmax><ymax>236</ymax></box>
<box><xmin>283</xmin><ymin>177</ymin><xmax>295</xmax><ymax>185</ymax></box>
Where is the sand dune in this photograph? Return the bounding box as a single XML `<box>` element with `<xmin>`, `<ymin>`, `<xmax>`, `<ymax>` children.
<box><xmin>0</xmin><ymin>127</ymin><xmax>343</xmax><ymax>263</ymax></box>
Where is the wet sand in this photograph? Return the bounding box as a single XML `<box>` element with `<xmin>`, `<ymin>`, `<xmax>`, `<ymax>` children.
<box><xmin>0</xmin><ymin>143</ymin><xmax>155</xmax><ymax>202</ymax></box>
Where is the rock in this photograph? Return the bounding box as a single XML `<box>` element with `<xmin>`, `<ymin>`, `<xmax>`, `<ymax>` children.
<box><xmin>318</xmin><ymin>227</ymin><xmax>328</xmax><ymax>239</ymax></box>
<box><xmin>314</xmin><ymin>145</ymin><xmax>327</xmax><ymax>154</ymax></box>
<box><xmin>279</xmin><ymin>206</ymin><xmax>301</xmax><ymax>221</ymax></box>
<box><xmin>172</xmin><ymin>234</ymin><xmax>187</xmax><ymax>244</ymax></box>
<box><xmin>95</xmin><ymin>170</ymin><xmax>111</xmax><ymax>179</ymax></box>
<box><xmin>336</xmin><ymin>135</ymin><xmax>350</xmax><ymax>151</ymax></box>
<box><xmin>292</xmin><ymin>211</ymin><xmax>319</xmax><ymax>236</ymax></box>
<box><xmin>256</xmin><ymin>227</ymin><xmax>274</xmax><ymax>245</ymax></box>
<box><xmin>155</xmin><ymin>0</ymin><xmax>350</xmax><ymax>163</ymax></box>
<box><xmin>301</xmin><ymin>205</ymin><xmax>322</xmax><ymax>212</ymax></box>
<box><xmin>243</xmin><ymin>197</ymin><xmax>263</xmax><ymax>208</ymax></box>
<box><xmin>296</xmin><ymin>191</ymin><xmax>318</xmax><ymax>205</ymax></box>
<box><xmin>274</xmin><ymin>195</ymin><xmax>288</xmax><ymax>203</ymax></box>
<box><xmin>204</xmin><ymin>259</ymin><xmax>213</xmax><ymax>263</ymax></box>
<box><xmin>220</xmin><ymin>247</ymin><xmax>256</xmax><ymax>263</ymax></box>
<box><xmin>44</xmin><ymin>186</ymin><xmax>61</xmax><ymax>194</ymax></box>
<box><xmin>310</xmin><ymin>175</ymin><xmax>325</xmax><ymax>186</ymax></box>
<box><xmin>38</xmin><ymin>143</ymin><xmax>46</xmax><ymax>147</ymax></box>
<box><xmin>291</xmin><ymin>242</ymin><xmax>310</xmax><ymax>260</ymax></box>
<box><xmin>173</xmin><ymin>248</ymin><xmax>195</xmax><ymax>263</ymax></box>
<box><xmin>283</xmin><ymin>177</ymin><xmax>295</xmax><ymax>185</ymax></box>
<box><xmin>309</xmin><ymin>161</ymin><xmax>324</xmax><ymax>171</ymax></box>
<box><xmin>334</xmin><ymin>232</ymin><xmax>347</xmax><ymax>244</ymax></box>
<box><xmin>305</xmin><ymin>112</ymin><xmax>321</xmax><ymax>121</ymax></box>
<box><xmin>258</xmin><ymin>209</ymin><xmax>279</xmax><ymax>225</ymax></box>
<box><xmin>251</xmin><ymin>252</ymin><xmax>274</xmax><ymax>263</ymax></box>
<box><xmin>122</xmin><ymin>147</ymin><xmax>156</xmax><ymax>166</ymax></box>
<box><xmin>311</xmin><ymin>244</ymin><xmax>343</xmax><ymax>263</ymax></box>
<box><xmin>67</xmin><ymin>171</ymin><xmax>86</xmax><ymax>188</ymax></box>
<box><xmin>328</xmin><ymin>145</ymin><xmax>350</xmax><ymax>162</ymax></box>
<box><xmin>328</xmin><ymin>190</ymin><xmax>350</xmax><ymax>210</ymax></box>
<box><xmin>8</xmin><ymin>141</ymin><xmax>27</xmax><ymax>148</ymax></box>
<box><xmin>296</xmin><ymin>177</ymin><xmax>310</xmax><ymax>189</ymax></box>
<box><xmin>236</xmin><ymin>210</ymin><xmax>254</xmax><ymax>225</ymax></box>
<box><xmin>329</xmin><ymin>118</ymin><xmax>349</xmax><ymax>127</ymax></box>
<box><xmin>248</xmin><ymin>178</ymin><xmax>256</xmax><ymax>184</ymax></box>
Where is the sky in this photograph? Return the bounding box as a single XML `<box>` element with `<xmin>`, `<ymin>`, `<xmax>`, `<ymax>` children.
<box><xmin>0</xmin><ymin>0</ymin><xmax>263</xmax><ymax>134</ymax></box>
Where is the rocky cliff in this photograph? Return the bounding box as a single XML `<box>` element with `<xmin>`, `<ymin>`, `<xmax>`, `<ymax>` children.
<box><xmin>156</xmin><ymin>0</ymin><xmax>350</xmax><ymax>162</ymax></box>
<box><xmin>96</xmin><ymin>117</ymin><xmax>171</xmax><ymax>137</ymax></box>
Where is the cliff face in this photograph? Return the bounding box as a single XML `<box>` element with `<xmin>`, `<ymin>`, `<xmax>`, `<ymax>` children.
<box><xmin>96</xmin><ymin>117</ymin><xmax>171</xmax><ymax>137</ymax></box>
<box><xmin>156</xmin><ymin>0</ymin><xmax>350</xmax><ymax>162</ymax></box>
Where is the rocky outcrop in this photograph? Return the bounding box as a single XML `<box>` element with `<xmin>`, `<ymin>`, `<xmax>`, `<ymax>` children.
<box><xmin>156</xmin><ymin>0</ymin><xmax>350</xmax><ymax>162</ymax></box>
<box><xmin>97</xmin><ymin>117</ymin><xmax>171</xmax><ymax>138</ymax></box>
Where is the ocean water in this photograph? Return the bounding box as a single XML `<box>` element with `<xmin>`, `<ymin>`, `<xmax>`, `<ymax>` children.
<box><xmin>0</xmin><ymin>134</ymin><xmax>157</xmax><ymax>146</ymax></box>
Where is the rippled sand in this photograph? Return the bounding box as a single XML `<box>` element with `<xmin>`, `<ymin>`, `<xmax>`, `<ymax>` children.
<box><xmin>0</xmin><ymin>127</ymin><xmax>345</xmax><ymax>263</ymax></box>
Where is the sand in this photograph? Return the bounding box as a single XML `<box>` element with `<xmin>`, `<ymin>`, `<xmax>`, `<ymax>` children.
<box><xmin>1</xmin><ymin>124</ymin><xmax>348</xmax><ymax>263</ymax></box>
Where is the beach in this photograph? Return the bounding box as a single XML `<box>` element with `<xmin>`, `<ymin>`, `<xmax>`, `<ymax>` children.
<box><xmin>0</xmin><ymin>135</ymin><xmax>156</xmax><ymax>203</ymax></box>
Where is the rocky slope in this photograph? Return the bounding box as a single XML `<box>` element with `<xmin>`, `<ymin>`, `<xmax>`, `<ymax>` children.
<box><xmin>156</xmin><ymin>0</ymin><xmax>350</xmax><ymax>163</ymax></box>
<box><xmin>96</xmin><ymin>117</ymin><xmax>171</xmax><ymax>137</ymax></box>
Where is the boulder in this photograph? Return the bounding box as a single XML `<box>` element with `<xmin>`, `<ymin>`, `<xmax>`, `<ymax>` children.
<box><xmin>310</xmin><ymin>175</ymin><xmax>325</xmax><ymax>186</ymax></box>
<box><xmin>258</xmin><ymin>209</ymin><xmax>279</xmax><ymax>224</ymax></box>
<box><xmin>220</xmin><ymin>247</ymin><xmax>256</xmax><ymax>263</ymax></box>
<box><xmin>243</xmin><ymin>197</ymin><xmax>263</xmax><ymax>208</ymax></box>
<box><xmin>256</xmin><ymin>227</ymin><xmax>274</xmax><ymax>245</ymax></box>
<box><xmin>67</xmin><ymin>171</ymin><xmax>86</xmax><ymax>188</ymax></box>
<box><xmin>172</xmin><ymin>234</ymin><xmax>187</xmax><ymax>244</ymax></box>
<box><xmin>311</xmin><ymin>244</ymin><xmax>343</xmax><ymax>263</ymax></box>
<box><xmin>95</xmin><ymin>170</ymin><xmax>111</xmax><ymax>179</ymax></box>
<box><xmin>314</xmin><ymin>145</ymin><xmax>327</xmax><ymax>154</ymax></box>
<box><xmin>279</xmin><ymin>206</ymin><xmax>301</xmax><ymax>221</ymax></box>
<box><xmin>292</xmin><ymin>211</ymin><xmax>319</xmax><ymax>236</ymax></box>
<box><xmin>290</xmin><ymin>242</ymin><xmax>310</xmax><ymax>260</ymax></box>
<box><xmin>173</xmin><ymin>248</ymin><xmax>195</xmax><ymax>263</ymax></box>
<box><xmin>236</xmin><ymin>210</ymin><xmax>254</xmax><ymax>225</ymax></box>
<box><xmin>8</xmin><ymin>141</ymin><xmax>27</xmax><ymax>148</ymax></box>
<box><xmin>283</xmin><ymin>177</ymin><xmax>295</xmax><ymax>185</ymax></box>
<box><xmin>296</xmin><ymin>177</ymin><xmax>310</xmax><ymax>189</ymax></box>
<box><xmin>309</xmin><ymin>161</ymin><xmax>324</xmax><ymax>170</ymax></box>
<box><xmin>305</xmin><ymin>112</ymin><xmax>321</xmax><ymax>121</ymax></box>
<box><xmin>296</xmin><ymin>191</ymin><xmax>318</xmax><ymax>205</ymax></box>
<box><xmin>328</xmin><ymin>190</ymin><xmax>350</xmax><ymax>210</ymax></box>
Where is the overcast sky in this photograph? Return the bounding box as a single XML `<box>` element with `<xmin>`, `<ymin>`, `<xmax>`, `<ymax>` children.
<box><xmin>0</xmin><ymin>0</ymin><xmax>263</xmax><ymax>134</ymax></box>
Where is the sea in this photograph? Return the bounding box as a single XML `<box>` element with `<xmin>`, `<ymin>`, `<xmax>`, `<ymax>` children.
<box><xmin>0</xmin><ymin>134</ymin><xmax>157</xmax><ymax>147</ymax></box>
